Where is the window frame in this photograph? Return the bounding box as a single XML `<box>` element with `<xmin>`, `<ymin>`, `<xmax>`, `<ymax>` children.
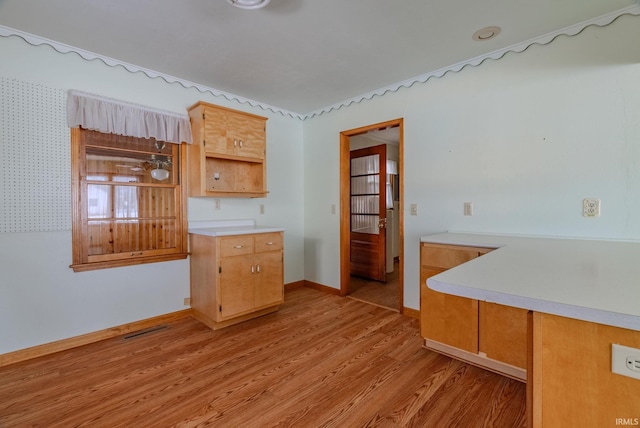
<box><xmin>70</xmin><ymin>128</ymin><xmax>188</xmax><ymax>272</ymax></box>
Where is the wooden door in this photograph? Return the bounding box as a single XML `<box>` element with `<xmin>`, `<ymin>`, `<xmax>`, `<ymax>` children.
<box><xmin>202</xmin><ymin>106</ymin><xmax>236</xmax><ymax>157</ymax></box>
<box><xmin>228</xmin><ymin>113</ymin><xmax>265</xmax><ymax>160</ymax></box>
<box><xmin>254</xmin><ymin>251</ymin><xmax>284</xmax><ymax>309</ymax></box>
<box><xmin>350</xmin><ymin>144</ymin><xmax>386</xmax><ymax>281</ymax></box>
<box><xmin>218</xmin><ymin>255</ymin><xmax>254</xmax><ymax>320</ymax></box>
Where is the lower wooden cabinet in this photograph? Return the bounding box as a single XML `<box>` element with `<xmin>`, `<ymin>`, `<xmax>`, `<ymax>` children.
<box><xmin>190</xmin><ymin>231</ymin><xmax>284</xmax><ymax>330</ymax></box>
<box><xmin>528</xmin><ymin>312</ymin><xmax>640</xmax><ymax>427</ymax></box>
<box><xmin>420</xmin><ymin>242</ymin><xmax>527</xmax><ymax>381</ymax></box>
<box><xmin>421</xmin><ymin>265</ymin><xmax>479</xmax><ymax>353</ymax></box>
<box><xmin>479</xmin><ymin>301</ymin><xmax>528</xmax><ymax>369</ymax></box>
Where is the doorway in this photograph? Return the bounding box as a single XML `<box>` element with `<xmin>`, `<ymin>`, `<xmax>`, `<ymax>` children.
<box><xmin>340</xmin><ymin>119</ymin><xmax>404</xmax><ymax>313</ymax></box>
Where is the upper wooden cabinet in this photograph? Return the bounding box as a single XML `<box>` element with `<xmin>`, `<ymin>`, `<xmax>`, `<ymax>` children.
<box><xmin>185</xmin><ymin>101</ymin><xmax>268</xmax><ymax>198</ymax></box>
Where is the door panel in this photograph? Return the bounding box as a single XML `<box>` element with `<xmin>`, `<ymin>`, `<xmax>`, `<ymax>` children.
<box><xmin>254</xmin><ymin>251</ymin><xmax>284</xmax><ymax>308</ymax></box>
<box><xmin>219</xmin><ymin>256</ymin><xmax>254</xmax><ymax>320</ymax></box>
<box><xmin>350</xmin><ymin>144</ymin><xmax>386</xmax><ymax>281</ymax></box>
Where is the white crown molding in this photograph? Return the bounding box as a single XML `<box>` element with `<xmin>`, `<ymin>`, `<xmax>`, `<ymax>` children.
<box><xmin>302</xmin><ymin>4</ymin><xmax>640</xmax><ymax>119</ymax></box>
<box><xmin>2</xmin><ymin>4</ymin><xmax>639</xmax><ymax>121</ymax></box>
<box><xmin>0</xmin><ymin>25</ymin><xmax>302</xmax><ymax>120</ymax></box>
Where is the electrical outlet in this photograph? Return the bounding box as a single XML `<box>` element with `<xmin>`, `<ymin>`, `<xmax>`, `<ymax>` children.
<box><xmin>183</xmin><ymin>297</ymin><xmax>191</xmax><ymax>306</ymax></box>
<box><xmin>260</xmin><ymin>204</ymin><xmax>265</xmax><ymax>215</ymax></box>
<box><xmin>583</xmin><ymin>198</ymin><xmax>600</xmax><ymax>217</ymax></box>
<box><xmin>410</xmin><ymin>203</ymin><xmax>418</xmax><ymax>216</ymax></box>
<box><xmin>331</xmin><ymin>204</ymin><xmax>336</xmax><ymax>214</ymax></box>
<box><xmin>214</xmin><ymin>199</ymin><xmax>221</xmax><ymax>210</ymax></box>
<box><xmin>612</xmin><ymin>343</ymin><xmax>640</xmax><ymax>380</ymax></box>
<box><xmin>464</xmin><ymin>202</ymin><xmax>473</xmax><ymax>216</ymax></box>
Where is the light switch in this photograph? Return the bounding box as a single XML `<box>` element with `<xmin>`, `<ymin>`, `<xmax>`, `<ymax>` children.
<box><xmin>410</xmin><ymin>204</ymin><xmax>418</xmax><ymax>216</ymax></box>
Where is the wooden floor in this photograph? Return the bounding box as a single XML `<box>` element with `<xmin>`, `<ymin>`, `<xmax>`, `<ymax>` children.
<box><xmin>349</xmin><ymin>260</ymin><xmax>400</xmax><ymax>311</ymax></box>
<box><xmin>0</xmin><ymin>288</ymin><xmax>526</xmax><ymax>427</ymax></box>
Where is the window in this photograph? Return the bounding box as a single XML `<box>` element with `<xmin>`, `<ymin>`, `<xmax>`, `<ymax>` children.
<box><xmin>71</xmin><ymin>128</ymin><xmax>187</xmax><ymax>272</ymax></box>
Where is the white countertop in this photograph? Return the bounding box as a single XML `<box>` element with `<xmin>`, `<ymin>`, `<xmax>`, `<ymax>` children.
<box><xmin>188</xmin><ymin>220</ymin><xmax>285</xmax><ymax>237</ymax></box>
<box><xmin>422</xmin><ymin>232</ymin><xmax>640</xmax><ymax>331</ymax></box>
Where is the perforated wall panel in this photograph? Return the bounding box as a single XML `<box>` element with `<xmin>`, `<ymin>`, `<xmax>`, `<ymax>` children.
<box><xmin>1</xmin><ymin>77</ymin><xmax>71</xmax><ymax>233</ymax></box>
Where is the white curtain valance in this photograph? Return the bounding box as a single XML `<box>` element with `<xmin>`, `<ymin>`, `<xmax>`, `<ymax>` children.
<box><xmin>66</xmin><ymin>90</ymin><xmax>192</xmax><ymax>144</ymax></box>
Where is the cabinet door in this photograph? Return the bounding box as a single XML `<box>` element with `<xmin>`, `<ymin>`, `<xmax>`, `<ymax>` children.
<box><xmin>421</xmin><ymin>267</ymin><xmax>479</xmax><ymax>352</ymax></box>
<box><xmin>420</xmin><ymin>244</ymin><xmax>484</xmax><ymax>353</ymax></box>
<box><xmin>479</xmin><ymin>302</ymin><xmax>528</xmax><ymax>368</ymax></box>
<box><xmin>228</xmin><ymin>113</ymin><xmax>265</xmax><ymax>160</ymax></box>
<box><xmin>218</xmin><ymin>255</ymin><xmax>254</xmax><ymax>320</ymax></box>
<box><xmin>202</xmin><ymin>107</ymin><xmax>236</xmax><ymax>156</ymax></box>
<box><xmin>254</xmin><ymin>251</ymin><xmax>283</xmax><ymax>309</ymax></box>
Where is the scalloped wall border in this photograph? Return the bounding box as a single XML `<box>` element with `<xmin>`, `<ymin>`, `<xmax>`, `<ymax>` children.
<box><xmin>305</xmin><ymin>4</ymin><xmax>640</xmax><ymax>119</ymax></box>
<box><xmin>1</xmin><ymin>4</ymin><xmax>639</xmax><ymax>121</ymax></box>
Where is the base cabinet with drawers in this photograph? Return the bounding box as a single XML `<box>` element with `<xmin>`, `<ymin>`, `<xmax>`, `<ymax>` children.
<box><xmin>190</xmin><ymin>231</ymin><xmax>284</xmax><ymax>330</ymax></box>
<box><xmin>420</xmin><ymin>242</ymin><xmax>528</xmax><ymax>381</ymax></box>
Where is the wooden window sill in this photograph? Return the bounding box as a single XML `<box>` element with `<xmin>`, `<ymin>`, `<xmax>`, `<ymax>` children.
<box><xmin>70</xmin><ymin>253</ymin><xmax>188</xmax><ymax>272</ymax></box>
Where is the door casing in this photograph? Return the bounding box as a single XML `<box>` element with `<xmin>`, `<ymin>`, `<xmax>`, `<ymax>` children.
<box><xmin>339</xmin><ymin>118</ymin><xmax>404</xmax><ymax>313</ymax></box>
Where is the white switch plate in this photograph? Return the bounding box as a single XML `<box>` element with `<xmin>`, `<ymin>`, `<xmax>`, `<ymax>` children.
<box><xmin>583</xmin><ymin>198</ymin><xmax>600</xmax><ymax>217</ymax></box>
<box><xmin>410</xmin><ymin>203</ymin><xmax>418</xmax><ymax>216</ymax></box>
<box><xmin>612</xmin><ymin>343</ymin><xmax>640</xmax><ymax>380</ymax></box>
<box><xmin>464</xmin><ymin>202</ymin><xmax>473</xmax><ymax>216</ymax></box>
<box><xmin>259</xmin><ymin>204</ymin><xmax>265</xmax><ymax>215</ymax></box>
<box><xmin>331</xmin><ymin>204</ymin><xmax>336</xmax><ymax>214</ymax></box>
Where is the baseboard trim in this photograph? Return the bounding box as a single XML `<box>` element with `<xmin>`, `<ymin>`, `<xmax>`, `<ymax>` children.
<box><xmin>0</xmin><ymin>309</ymin><xmax>193</xmax><ymax>368</ymax></box>
<box><xmin>303</xmin><ymin>280</ymin><xmax>342</xmax><ymax>295</ymax></box>
<box><xmin>403</xmin><ymin>307</ymin><xmax>420</xmax><ymax>319</ymax></box>
<box><xmin>284</xmin><ymin>280</ymin><xmax>306</xmax><ymax>291</ymax></box>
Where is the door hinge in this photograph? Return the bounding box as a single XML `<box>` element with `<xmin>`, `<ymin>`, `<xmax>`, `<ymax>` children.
<box><xmin>203</xmin><ymin>139</ymin><xmax>206</xmax><ymax>147</ymax></box>
<box><xmin>219</xmin><ymin>304</ymin><xmax>222</xmax><ymax>312</ymax></box>
<box><xmin>219</xmin><ymin>266</ymin><xmax>222</xmax><ymax>273</ymax></box>
<box><xmin>202</xmin><ymin>113</ymin><xmax>205</xmax><ymax>120</ymax></box>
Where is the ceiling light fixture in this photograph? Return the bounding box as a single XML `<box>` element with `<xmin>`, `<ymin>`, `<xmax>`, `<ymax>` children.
<box><xmin>226</xmin><ymin>0</ymin><xmax>270</xmax><ymax>10</ymax></box>
<box><xmin>472</xmin><ymin>26</ymin><xmax>501</xmax><ymax>41</ymax></box>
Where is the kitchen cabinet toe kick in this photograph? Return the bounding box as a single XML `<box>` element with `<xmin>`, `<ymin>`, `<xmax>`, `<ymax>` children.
<box><xmin>424</xmin><ymin>339</ymin><xmax>526</xmax><ymax>382</ymax></box>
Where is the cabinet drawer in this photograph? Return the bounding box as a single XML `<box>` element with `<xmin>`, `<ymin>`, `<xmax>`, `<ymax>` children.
<box><xmin>255</xmin><ymin>232</ymin><xmax>282</xmax><ymax>253</ymax></box>
<box><xmin>220</xmin><ymin>235</ymin><xmax>254</xmax><ymax>257</ymax></box>
<box><xmin>420</xmin><ymin>243</ymin><xmax>492</xmax><ymax>269</ymax></box>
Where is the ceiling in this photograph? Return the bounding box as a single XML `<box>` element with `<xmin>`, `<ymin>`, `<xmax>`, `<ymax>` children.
<box><xmin>0</xmin><ymin>0</ymin><xmax>638</xmax><ymax>117</ymax></box>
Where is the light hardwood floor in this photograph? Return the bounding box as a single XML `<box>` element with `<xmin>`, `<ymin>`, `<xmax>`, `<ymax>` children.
<box><xmin>0</xmin><ymin>287</ymin><xmax>525</xmax><ymax>427</ymax></box>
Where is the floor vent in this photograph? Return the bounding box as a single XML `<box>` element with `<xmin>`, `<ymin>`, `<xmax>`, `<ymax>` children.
<box><xmin>123</xmin><ymin>325</ymin><xmax>168</xmax><ymax>340</ymax></box>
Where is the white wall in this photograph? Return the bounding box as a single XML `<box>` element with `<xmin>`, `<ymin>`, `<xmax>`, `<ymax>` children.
<box><xmin>2</xmin><ymin>13</ymin><xmax>640</xmax><ymax>355</ymax></box>
<box><xmin>0</xmin><ymin>36</ymin><xmax>304</xmax><ymax>354</ymax></box>
<box><xmin>302</xmin><ymin>14</ymin><xmax>640</xmax><ymax>309</ymax></box>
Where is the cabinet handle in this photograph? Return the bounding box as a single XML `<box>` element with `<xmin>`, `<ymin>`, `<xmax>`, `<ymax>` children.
<box><xmin>266</xmin><ymin>242</ymin><xmax>273</xmax><ymax>245</ymax></box>
<box><xmin>239</xmin><ymin>139</ymin><xmax>243</xmax><ymax>148</ymax></box>
<box><xmin>256</xmin><ymin>264</ymin><xmax>261</xmax><ymax>273</ymax></box>
<box><xmin>251</xmin><ymin>265</ymin><xmax>255</xmax><ymax>274</ymax></box>
<box><xmin>233</xmin><ymin>245</ymin><xmax>243</xmax><ymax>249</ymax></box>
<box><xmin>233</xmin><ymin>139</ymin><xmax>237</xmax><ymax>148</ymax></box>
<box><xmin>130</xmin><ymin>252</ymin><xmax>143</xmax><ymax>256</ymax></box>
